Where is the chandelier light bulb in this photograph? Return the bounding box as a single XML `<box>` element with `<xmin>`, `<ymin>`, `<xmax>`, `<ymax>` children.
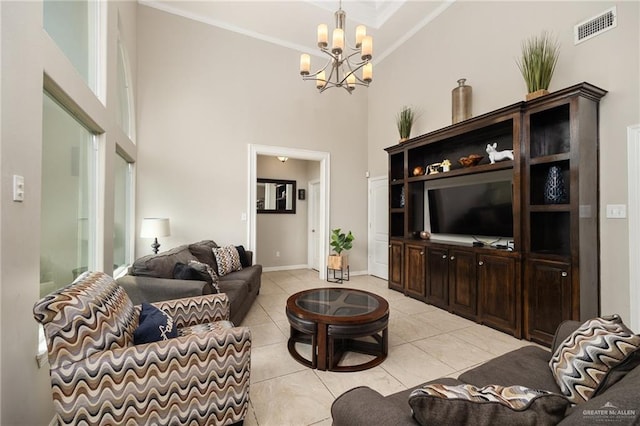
<box><xmin>361</xmin><ymin>36</ymin><xmax>373</xmax><ymax>60</ymax></box>
<box><xmin>363</xmin><ymin>63</ymin><xmax>373</xmax><ymax>83</ymax></box>
<box><xmin>347</xmin><ymin>73</ymin><xmax>356</xmax><ymax>89</ymax></box>
<box><xmin>355</xmin><ymin>25</ymin><xmax>366</xmax><ymax>48</ymax></box>
<box><xmin>317</xmin><ymin>24</ymin><xmax>328</xmax><ymax>48</ymax></box>
<box><xmin>300</xmin><ymin>54</ymin><xmax>310</xmax><ymax>75</ymax></box>
<box><xmin>316</xmin><ymin>71</ymin><xmax>327</xmax><ymax>89</ymax></box>
<box><xmin>332</xmin><ymin>28</ymin><xmax>344</xmax><ymax>54</ymax></box>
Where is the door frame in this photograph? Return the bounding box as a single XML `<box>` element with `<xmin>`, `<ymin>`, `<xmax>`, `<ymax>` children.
<box><xmin>308</xmin><ymin>179</ymin><xmax>321</xmax><ymax>270</ymax></box>
<box><xmin>368</xmin><ymin>175</ymin><xmax>388</xmax><ymax>279</ymax></box>
<box><xmin>248</xmin><ymin>144</ymin><xmax>330</xmax><ymax>279</ymax></box>
<box><xmin>628</xmin><ymin>124</ymin><xmax>640</xmax><ymax>331</ymax></box>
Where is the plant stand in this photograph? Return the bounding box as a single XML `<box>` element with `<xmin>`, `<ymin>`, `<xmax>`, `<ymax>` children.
<box><xmin>327</xmin><ymin>265</ymin><xmax>350</xmax><ymax>283</ymax></box>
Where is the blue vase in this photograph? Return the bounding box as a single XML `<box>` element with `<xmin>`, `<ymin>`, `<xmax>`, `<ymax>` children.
<box><xmin>544</xmin><ymin>166</ymin><xmax>567</xmax><ymax>204</ymax></box>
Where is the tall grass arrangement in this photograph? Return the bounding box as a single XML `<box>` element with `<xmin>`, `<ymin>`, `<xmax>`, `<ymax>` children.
<box><xmin>396</xmin><ymin>106</ymin><xmax>415</xmax><ymax>140</ymax></box>
<box><xmin>516</xmin><ymin>32</ymin><xmax>560</xmax><ymax>93</ymax></box>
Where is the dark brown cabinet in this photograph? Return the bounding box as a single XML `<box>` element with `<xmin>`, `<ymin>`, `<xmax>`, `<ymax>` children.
<box><xmin>477</xmin><ymin>253</ymin><xmax>521</xmax><ymax>337</ymax></box>
<box><xmin>388</xmin><ymin>241</ymin><xmax>404</xmax><ymax>291</ymax></box>
<box><xmin>426</xmin><ymin>247</ymin><xmax>449</xmax><ymax>309</ymax></box>
<box><xmin>522</xmin><ymin>84</ymin><xmax>605</xmax><ymax>345</ymax></box>
<box><xmin>448</xmin><ymin>249</ymin><xmax>477</xmax><ymax>320</ymax></box>
<box><xmin>386</xmin><ymin>83</ymin><xmax>605</xmax><ymax>345</ymax></box>
<box><xmin>405</xmin><ymin>243</ymin><xmax>426</xmax><ymax>298</ymax></box>
<box><xmin>524</xmin><ymin>258</ymin><xmax>572</xmax><ymax>345</ymax></box>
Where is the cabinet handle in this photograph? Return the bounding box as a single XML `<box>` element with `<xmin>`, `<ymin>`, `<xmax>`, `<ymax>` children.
<box><xmin>388</xmin><ymin>245</ymin><xmax>391</xmax><ymax>248</ymax></box>
<box><xmin>442</xmin><ymin>254</ymin><xmax>447</xmax><ymax>259</ymax></box>
<box><xmin>420</xmin><ymin>251</ymin><xmax>424</xmax><ymax>255</ymax></box>
<box><xmin>450</xmin><ymin>256</ymin><xmax>455</xmax><ymax>261</ymax></box>
<box><xmin>561</xmin><ymin>271</ymin><xmax>568</xmax><ymax>277</ymax></box>
<box><xmin>478</xmin><ymin>261</ymin><xmax>484</xmax><ymax>266</ymax></box>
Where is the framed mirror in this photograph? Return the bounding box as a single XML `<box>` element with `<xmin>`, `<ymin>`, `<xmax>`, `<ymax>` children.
<box><xmin>257</xmin><ymin>178</ymin><xmax>296</xmax><ymax>214</ymax></box>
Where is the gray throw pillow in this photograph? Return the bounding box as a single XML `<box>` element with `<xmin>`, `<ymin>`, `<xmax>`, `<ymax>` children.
<box><xmin>408</xmin><ymin>383</ymin><xmax>570</xmax><ymax>426</ymax></box>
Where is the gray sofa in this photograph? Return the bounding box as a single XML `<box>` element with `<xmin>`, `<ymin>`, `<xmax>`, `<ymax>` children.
<box><xmin>331</xmin><ymin>320</ymin><xmax>640</xmax><ymax>426</ymax></box>
<box><xmin>117</xmin><ymin>240</ymin><xmax>261</xmax><ymax>325</ymax></box>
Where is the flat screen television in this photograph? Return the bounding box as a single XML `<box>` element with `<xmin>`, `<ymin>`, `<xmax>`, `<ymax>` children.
<box><xmin>426</xmin><ymin>171</ymin><xmax>513</xmax><ymax>238</ymax></box>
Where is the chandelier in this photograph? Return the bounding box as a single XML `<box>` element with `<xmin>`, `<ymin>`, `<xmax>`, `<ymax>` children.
<box><xmin>299</xmin><ymin>1</ymin><xmax>373</xmax><ymax>94</ymax></box>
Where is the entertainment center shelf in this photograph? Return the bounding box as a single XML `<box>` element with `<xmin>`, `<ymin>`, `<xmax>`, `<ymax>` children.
<box><xmin>386</xmin><ymin>82</ymin><xmax>607</xmax><ymax>346</ymax></box>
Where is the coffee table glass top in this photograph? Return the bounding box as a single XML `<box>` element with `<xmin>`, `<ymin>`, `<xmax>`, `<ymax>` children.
<box><xmin>295</xmin><ymin>288</ymin><xmax>380</xmax><ymax>317</ymax></box>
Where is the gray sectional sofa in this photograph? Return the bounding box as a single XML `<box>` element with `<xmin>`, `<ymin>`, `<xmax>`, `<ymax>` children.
<box><xmin>116</xmin><ymin>240</ymin><xmax>261</xmax><ymax>325</ymax></box>
<box><xmin>331</xmin><ymin>320</ymin><xmax>640</xmax><ymax>425</ymax></box>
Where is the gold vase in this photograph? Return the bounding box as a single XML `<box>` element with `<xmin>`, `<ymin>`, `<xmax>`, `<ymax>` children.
<box><xmin>526</xmin><ymin>89</ymin><xmax>549</xmax><ymax>101</ymax></box>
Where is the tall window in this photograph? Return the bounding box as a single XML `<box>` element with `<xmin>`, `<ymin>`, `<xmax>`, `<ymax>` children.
<box><xmin>116</xmin><ymin>38</ymin><xmax>135</xmax><ymax>140</ymax></box>
<box><xmin>40</xmin><ymin>92</ymin><xmax>96</xmax><ymax>297</ymax></box>
<box><xmin>113</xmin><ymin>153</ymin><xmax>133</xmax><ymax>275</ymax></box>
<box><xmin>43</xmin><ymin>0</ymin><xmax>101</xmax><ymax>95</ymax></box>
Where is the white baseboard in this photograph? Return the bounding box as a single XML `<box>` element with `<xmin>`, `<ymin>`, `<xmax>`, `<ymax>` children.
<box><xmin>262</xmin><ymin>265</ymin><xmax>369</xmax><ymax>277</ymax></box>
<box><xmin>262</xmin><ymin>264</ymin><xmax>309</xmax><ymax>272</ymax></box>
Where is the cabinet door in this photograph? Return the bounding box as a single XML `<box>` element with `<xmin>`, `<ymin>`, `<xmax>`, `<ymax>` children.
<box><xmin>426</xmin><ymin>247</ymin><xmax>449</xmax><ymax>309</ymax></box>
<box><xmin>405</xmin><ymin>243</ymin><xmax>426</xmax><ymax>299</ymax></box>
<box><xmin>478</xmin><ymin>254</ymin><xmax>521</xmax><ymax>337</ymax></box>
<box><xmin>524</xmin><ymin>259</ymin><xmax>572</xmax><ymax>346</ymax></box>
<box><xmin>388</xmin><ymin>241</ymin><xmax>404</xmax><ymax>291</ymax></box>
<box><xmin>449</xmin><ymin>249</ymin><xmax>477</xmax><ymax>320</ymax></box>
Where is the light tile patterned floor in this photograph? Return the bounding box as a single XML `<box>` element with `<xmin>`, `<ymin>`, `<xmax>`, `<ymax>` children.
<box><xmin>240</xmin><ymin>270</ymin><xmax>531</xmax><ymax>426</ymax></box>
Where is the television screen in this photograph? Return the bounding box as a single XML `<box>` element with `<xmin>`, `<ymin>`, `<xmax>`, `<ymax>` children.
<box><xmin>428</xmin><ymin>179</ymin><xmax>513</xmax><ymax>238</ymax></box>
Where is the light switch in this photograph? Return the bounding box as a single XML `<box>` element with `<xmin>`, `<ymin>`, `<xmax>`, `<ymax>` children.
<box><xmin>13</xmin><ymin>175</ymin><xmax>24</xmax><ymax>202</ymax></box>
<box><xmin>606</xmin><ymin>204</ymin><xmax>626</xmax><ymax>219</ymax></box>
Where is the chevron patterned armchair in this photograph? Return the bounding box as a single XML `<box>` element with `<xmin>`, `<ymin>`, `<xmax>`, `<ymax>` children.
<box><xmin>33</xmin><ymin>271</ymin><xmax>251</xmax><ymax>426</ymax></box>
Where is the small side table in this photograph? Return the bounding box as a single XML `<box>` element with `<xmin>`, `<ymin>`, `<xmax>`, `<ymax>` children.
<box><xmin>326</xmin><ymin>265</ymin><xmax>349</xmax><ymax>283</ymax></box>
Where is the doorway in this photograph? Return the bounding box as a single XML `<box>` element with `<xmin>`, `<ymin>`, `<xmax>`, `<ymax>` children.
<box><xmin>248</xmin><ymin>145</ymin><xmax>330</xmax><ymax>279</ymax></box>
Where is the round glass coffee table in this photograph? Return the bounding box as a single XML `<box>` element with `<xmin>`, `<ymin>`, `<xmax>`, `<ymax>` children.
<box><xmin>286</xmin><ymin>288</ymin><xmax>389</xmax><ymax>372</ymax></box>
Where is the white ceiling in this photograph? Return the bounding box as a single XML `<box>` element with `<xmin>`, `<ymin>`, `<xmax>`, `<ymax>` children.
<box><xmin>140</xmin><ymin>1</ymin><xmax>454</xmax><ymax>63</ymax></box>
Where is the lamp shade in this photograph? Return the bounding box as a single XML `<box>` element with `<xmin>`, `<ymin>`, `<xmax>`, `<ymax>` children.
<box><xmin>140</xmin><ymin>218</ymin><xmax>170</xmax><ymax>238</ymax></box>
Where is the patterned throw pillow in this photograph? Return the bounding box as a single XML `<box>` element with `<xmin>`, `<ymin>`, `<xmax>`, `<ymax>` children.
<box><xmin>212</xmin><ymin>245</ymin><xmax>243</xmax><ymax>276</ymax></box>
<box><xmin>549</xmin><ymin>315</ymin><xmax>640</xmax><ymax>404</ymax></box>
<box><xmin>133</xmin><ymin>303</ymin><xmax>178</xmax><ymax>345</ymax></box>
<box><xmin>408</xmin><ymin>383</ymin><xmax>570</xmax><ymax>426</ymax></box>
<box><xmin>188</xmin><ymin>260</ymin><xmax>220</xmax><ymax>293</ymax></box>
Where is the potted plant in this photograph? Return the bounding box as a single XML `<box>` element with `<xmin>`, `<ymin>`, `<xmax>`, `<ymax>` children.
<box><xmin>396</xmin><ymin>106</ymin><xmax>415</xmax><ymax>143</ymax></box>
<box><xmin>516</xmin><ymin>31</ymin><xmax>560</xmax><ymax>101</ymax></box>
<box><xmin>328</xmin><ymin>228</ymin><xmax>354</xmax><ymax>270</ymax></box>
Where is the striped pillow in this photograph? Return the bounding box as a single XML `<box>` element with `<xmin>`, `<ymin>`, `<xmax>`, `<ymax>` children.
<box><xmin>549</xmin><ymin>315</ymin><xmax>640</xmax><ymax>404</ymax></box>
<box><xmin>408</xmin><ymin>384</ymin><xmax>570</xmax><ymax>426</ymax></box>
<box><xmin>212</xmin><ymin>245</ymin><xmax>243</xmax><ymax>276</ymax></box>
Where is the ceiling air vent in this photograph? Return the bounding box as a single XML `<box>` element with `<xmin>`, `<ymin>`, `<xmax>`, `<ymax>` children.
<box><xmin>574</xmin><ymin>7</ymin><xmax>617</xmax><ymax>45</ymax></box>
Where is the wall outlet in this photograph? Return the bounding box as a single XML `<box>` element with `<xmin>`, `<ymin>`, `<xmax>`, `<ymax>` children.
<box><xmin>276</xmin><ymin>251</ymin><xmax>280</xmax><ymax>257</ymax></box>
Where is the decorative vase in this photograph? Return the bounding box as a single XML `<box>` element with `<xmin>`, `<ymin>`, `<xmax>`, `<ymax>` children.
<box><xmin>399</xmin><ymin>186</ymin><xmax>405</xmax><ymax>207</ymax></box>
<box><xmin>328</xmin><ymin>254</ymin><xmax>348</xmax><ymax>270</ymax></box>
<box><xmin>544</xmin><ymin>166</ymin><xmax>567</xmax><ymax>204</ymax></box>
<box><xmin>452</xmin><ymin>78</ymin><xmax>472</xmax><ymax>124</ymax></box>
<box><xmin>399</xmin><ymin>137</ymin><xmax>409</xmax><ymax>143</ymax></box>
<box><xmin>526</xmin><ymin>89</ymin><xmax>549</xmax><ymax>101</ymax></box>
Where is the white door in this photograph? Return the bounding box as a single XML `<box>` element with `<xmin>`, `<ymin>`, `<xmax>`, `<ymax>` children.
<box><xmin>368</xmin><ymin>177</ymin><xmax>388</xmax><ymax>279</ymax></box>
<box><xmin>308</xmin><ymin>180</ymin><xmax>321</xmax><ymax>271</ymax></box>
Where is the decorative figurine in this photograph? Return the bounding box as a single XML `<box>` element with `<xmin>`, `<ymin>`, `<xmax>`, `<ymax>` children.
<box><xmin>486</xmin><ymin>143</ymin><xmax>514</xmax><ymax>164</ymax></box>
<box><xmin>441</xmin><ymin>159</ymin><xmax>451</xmax><ymax>172</ymax></box>
<box><xmin>428</xmin><ymin>163</ymin><xmax>441</xmax><ymax>175</ymax></box>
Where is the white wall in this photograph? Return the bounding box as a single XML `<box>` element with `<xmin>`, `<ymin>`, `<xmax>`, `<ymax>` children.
<box><xmin>367</xmin><ymin>1</ymin><xmax>640</xmax><ymax>320</ymax></box>
<box><xmin>135</xmin><ymin>6</ymin><xmax>369</xmax><ymax>271</ymax></box>
<box><xmin>0</xmin><ymin>1</ymin><xmax>138</xmax><ymax>423</ymax></box>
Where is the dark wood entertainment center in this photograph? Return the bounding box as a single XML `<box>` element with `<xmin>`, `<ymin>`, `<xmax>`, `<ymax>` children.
<box><xmin>386</xmin><ymin>83</ymin><xmax>607</xmax><ymax>346</ymax></box>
